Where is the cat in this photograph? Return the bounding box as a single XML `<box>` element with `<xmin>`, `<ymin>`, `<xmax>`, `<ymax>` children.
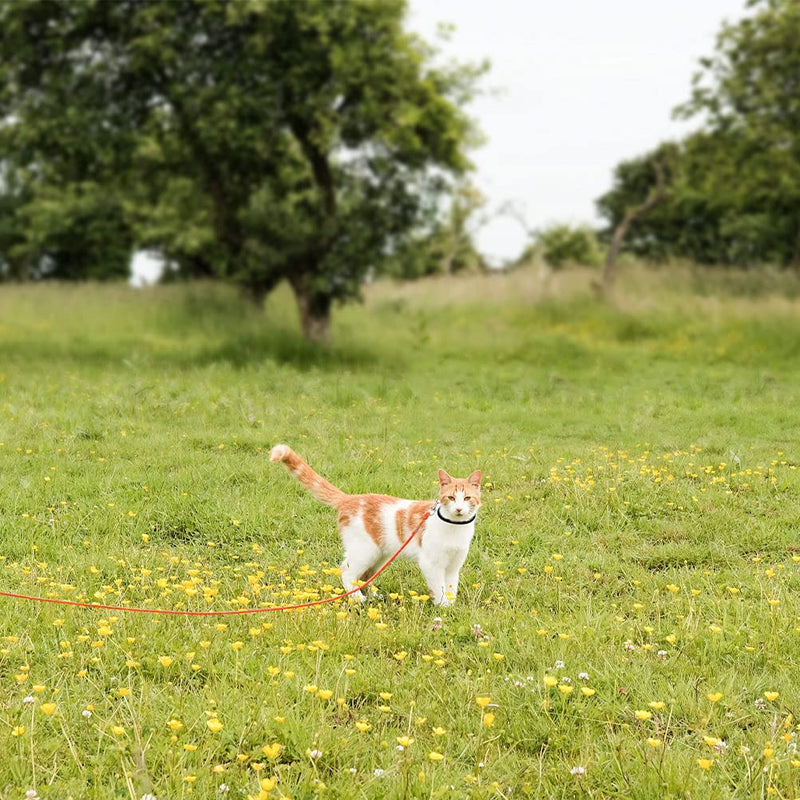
<box><xmin>270</xmin><ymin>444</ymin><xmax>481</xmax><ymax>606</ymax></box>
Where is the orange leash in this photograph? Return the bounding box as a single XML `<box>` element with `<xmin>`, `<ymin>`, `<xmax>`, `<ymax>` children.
<box><xmin>0</xmin><ymin>510</ymin><xmax>431</xmax><ymax>616</ymax></box>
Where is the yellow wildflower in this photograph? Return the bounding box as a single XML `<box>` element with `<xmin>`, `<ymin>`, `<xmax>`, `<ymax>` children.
<box><xmin>262</xmin><ymin>742</ymin><xmax>282</xmax><ymax>759</ymax></box>
<box><xmin>646</xmin><ymin>738</ymin><xmax>662</xmax><ymax>748</ymax></box>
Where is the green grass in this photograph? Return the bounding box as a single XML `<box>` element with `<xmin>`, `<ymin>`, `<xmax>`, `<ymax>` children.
<box><xmin>0</xmin><ymin>266</ymin><xmax>799</xmax><ymax>799</ymax></box>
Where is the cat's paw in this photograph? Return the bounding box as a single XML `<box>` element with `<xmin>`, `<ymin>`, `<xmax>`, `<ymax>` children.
<box><xmin>270</xmin><ymin>444</ymin><xmax>291</xmax><ymax>462</ymax></box>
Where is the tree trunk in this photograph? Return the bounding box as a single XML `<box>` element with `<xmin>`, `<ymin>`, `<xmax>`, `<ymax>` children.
<box><xmin>602</xmin><ymin>211</ymin><xmax>637</xmax><ymax>289</ymax></box>
<box><xmin>290</xmin><ymin>278</ymin><xmax>332</xmax><ymax>344</ymax></box>
<box><xmin>601</xmin><ymin>160</ymin><xmax>666</xmax><ymax>291</ymax></box>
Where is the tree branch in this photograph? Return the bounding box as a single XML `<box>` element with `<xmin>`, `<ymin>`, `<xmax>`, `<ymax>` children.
<box><xmin>601</xmin><ymin>160</ymin><xmax>666</xmax><ymax>289</ymax></box>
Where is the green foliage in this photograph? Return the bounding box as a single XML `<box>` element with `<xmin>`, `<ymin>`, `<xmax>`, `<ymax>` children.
<box><xmin>597</xmin><ymin>141</ymin><xmax>693</xmax><ymax>263</ymax></box>
<box><xmin>14</xmin><ymin>182</ymin><xmax>133</xmax><ymax>281</ymax></box>
<box><xmin>387</xmin><ymin>182</ymin><xmax>488</xmax><ymax>278</ymax></box>
<box><xmin>598</xmin><ymin>0</ymin><xmax>800</xmax><ymax>269</ymax></box>
<box><xmin>0</xmin><ymin>272</ymin><xmax>799</xmax><ymax>797</ymax></box>
<box><xmin>0</xmin><ymin>0</ymin><xmax>483</xmax><ymax>336</ymax></box>
<box><xmin>533</xmin><ymin>223</ymin><xmax>603</xmax><ymax>269</ymax></box>
<box><xmin>0</xmin><ymin>161</ymin><xmax>30</xmax><ymax>280</ymax></box>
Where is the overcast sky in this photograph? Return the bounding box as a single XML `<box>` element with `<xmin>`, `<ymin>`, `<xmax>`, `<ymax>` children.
<box><xmin>408</xmin><ymin>0</ymin><xmax>748</xmax><ymax>265</ymax></box>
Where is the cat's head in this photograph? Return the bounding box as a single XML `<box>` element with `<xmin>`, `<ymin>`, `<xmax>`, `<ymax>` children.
<box><xmin>437</xmin><ymin>469</ymin><xmax>482</xmax><ymax>519</ymax></box>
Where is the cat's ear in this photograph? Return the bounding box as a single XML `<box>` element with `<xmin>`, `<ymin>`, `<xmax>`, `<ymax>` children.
<box><xmin>438</xmin><ymin>469</ymin><xmax>453</xmax><ymax>486</ymax></box>
<box><xmin>467</xmin><ymin>470</ymin><xmax>482</xmax><ymax>487</ymax></box>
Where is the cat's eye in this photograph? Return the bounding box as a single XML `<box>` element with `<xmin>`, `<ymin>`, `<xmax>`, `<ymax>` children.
<box><xmin>464</xmin><ymin>496</ymin><xmax>472</xmax><ymax>501</ymax></box>
<box><xmin>445</xmin><ymin>495</ymin><xmax>455</xmax><ymax>501</ymax></box>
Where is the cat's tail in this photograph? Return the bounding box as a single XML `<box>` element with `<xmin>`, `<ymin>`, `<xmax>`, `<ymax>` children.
<box><xmin>270</xmin><ymin>444</ymin><xmax>347</xmax><ymax>508</ymax></box>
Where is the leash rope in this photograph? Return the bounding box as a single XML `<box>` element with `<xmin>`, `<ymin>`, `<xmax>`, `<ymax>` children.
<box><xmin>0</xmin><ymin>510</ymin><xmax>431</xmax><ymax>616</ymax></box>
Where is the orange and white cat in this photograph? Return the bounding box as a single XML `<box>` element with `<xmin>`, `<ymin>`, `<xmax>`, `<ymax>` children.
<box><xmin>270</xmin><ymin>445</ymin><xmax>481</xmax><ymax>606</ymax></box>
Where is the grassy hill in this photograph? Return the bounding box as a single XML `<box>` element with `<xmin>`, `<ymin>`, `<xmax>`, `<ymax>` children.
<box><xmin>0</xmin><ymin>267</ymin><xmax>798</xmax><ymax>798</ymax></box>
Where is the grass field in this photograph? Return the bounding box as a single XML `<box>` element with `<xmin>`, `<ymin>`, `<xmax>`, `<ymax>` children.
<box><xmin>0</xmin><ymin>266</ymin><xmax>799</xmax><ymax>799</ymax></box>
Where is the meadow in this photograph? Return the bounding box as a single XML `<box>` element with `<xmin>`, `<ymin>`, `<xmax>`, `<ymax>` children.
<box><xmin>0</xmin><ymin>265</ymin><xmax>799</xmax><ymax>799</ymax></box>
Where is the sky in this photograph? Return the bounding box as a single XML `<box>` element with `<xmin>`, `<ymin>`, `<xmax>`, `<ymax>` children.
<box><xmin>408</xmin><ymin>0</ymin><xmax>748</xmax><ymax>265</ymax></box>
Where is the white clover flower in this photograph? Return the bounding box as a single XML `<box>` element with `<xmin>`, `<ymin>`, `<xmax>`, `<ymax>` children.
<box><xmin>570</xmin><ymin>766</ymin><xmax>586</xmax><ymax>777</ymax></box>
<box><xmin>578</xmin><ymin>672</ymin><xmax>589</xmax><ymax>682</ymax></box>
<box><xmin>22</xmin><ymin>696</ymin><xmax>35</xmax><ymax>705</ymax></box>
<box><xmin>218</xmin><ymin>785</ymin><xmax>229</xmax><ymax>794</ymax></box>
<box><xmin>657</xmin><ymin>650</ymin><xmax>668</xmax><ymax>659</ymax></box>
<box><xmin>82</xmin><ymin>709</ymin><xmax>92</xmax><ymax>719</ymax></box>
<box><xmin>554</xmin><ymin>660</ymin><xmax>565</xmax><ymax>670</ymax></box>
<box><xmin>373</xmin><ymin>769</ymin><xmax>385</xmax><ymax>777</ymax></box>
<box><xmin>25</xmin><ymin>791</ymin><xmax>39</xmax><ymax>800</ymax></box>
<box><xmin>308</xmin><ymin>748</ymin><xmax>323</xmax><ymax>760</ymax></box>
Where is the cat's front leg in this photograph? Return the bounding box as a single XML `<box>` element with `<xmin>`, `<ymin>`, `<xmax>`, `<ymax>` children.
<box><xmin>442</xmin><ymin>567</ymin><xmax>461</xmax><ymax>605</ymax></box>
<box><xmin>440</xmin><ymin>548</ymin><xmax>469</xmax><ymax>605</ymax></box>
<box><xmin>419</xmin><ymin>557</ymin><xmax>449</xmax><ymax>606</ymax></box>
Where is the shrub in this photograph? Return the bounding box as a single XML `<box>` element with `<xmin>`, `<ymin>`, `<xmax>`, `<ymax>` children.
<box><xmin>536</xmin><ymin>224</ymin><xmax>603</xmax><ymax>269</ymax></box>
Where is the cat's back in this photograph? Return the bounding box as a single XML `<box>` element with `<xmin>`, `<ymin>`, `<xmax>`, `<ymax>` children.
<box><xmin>337</xmin><ymin>493</ymin><xmax>430</xmax><ymax>549</ymax></box>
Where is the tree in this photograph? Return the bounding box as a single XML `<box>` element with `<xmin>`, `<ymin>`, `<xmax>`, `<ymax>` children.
<box><xmin>0</xmin><ymin>0</ymin><xmax>482</xmax><ymax>340</ymax></box>
<box><xmin>596</xmin><ymin>143</ymin><xmax>677</xmax><ymax>279</ymax></box>
<box><xmin>386</xmin><ymin>181</ymin><xmax>488</xmax><ymax>279</ymax></box>
<box><xmin>597</xmin><ymin>0</ymin><xmax>800</xmax><ymax>272</ymax></box>
<box><xmin>596</xmin><ymin>129</ymin><xmax>799</xmax><ymax>269</ymax></box>
<box><xmin>600</xmin><ymin>155</ymin><xmax>667</xmax><ymax>288</ymax></box>
<box><xmin>0</xmin><ymin>161</ymin><xmax>30</xmax><ymax>280</ymax></box>
<box><xmin>677</xmin><ymin>0</ymin><xmax>800</xmax><ymax>271</ymax></box>
<box><xmin>534</xmin><ymin>224</ymin><xmax>603</xmax><ymax>271</ymax></box>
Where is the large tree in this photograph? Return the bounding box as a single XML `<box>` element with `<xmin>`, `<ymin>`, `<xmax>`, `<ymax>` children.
<box><xmin>596</xmin><ymin>137</ymin><xmax>737</xmax><ymax>267</ymax></box>
<box><xmin>677</xmin><ymin>0</ymin><xmax>800</xmax><ymax>270</ymax></box>
<box><xmin>0</xmin><ymin>0</ymin><xmax>481</xmax><ymax>340</ymax></box>
<box><xmin>597</xmin><ymin>0</ymin><xmax>800</xmax><ymax>271</ymax></box>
